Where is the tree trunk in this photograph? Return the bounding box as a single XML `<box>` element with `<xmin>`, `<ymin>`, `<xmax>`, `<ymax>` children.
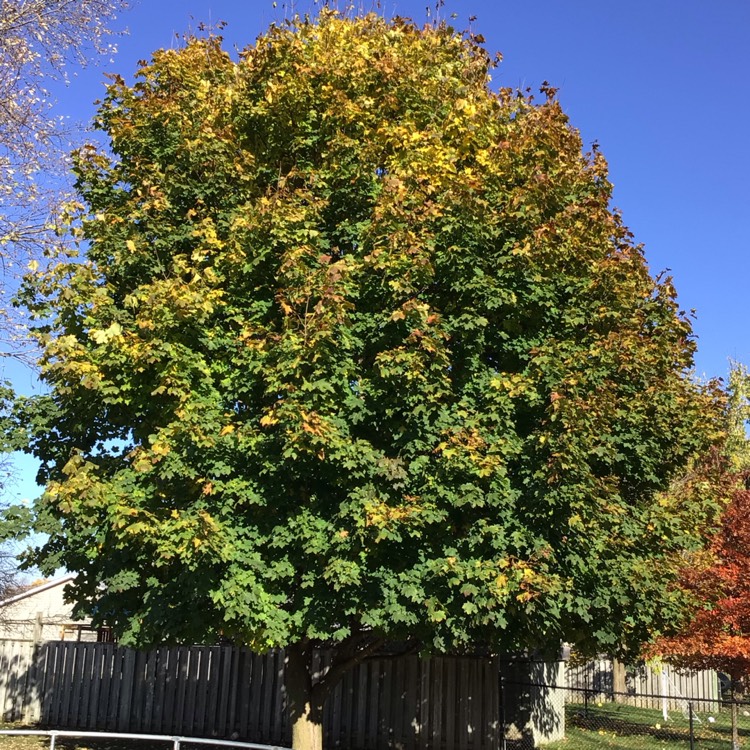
<box><xmin>285</xmin><ymin>642</ymin><xmax>325</xmax><ymax>750</ymax></box>
<box><xmin>291</xmin><ymin>705</ymin><xmax>323</xmax><ymax>750</ymax></box>
<box><xmin>612</xmin><ymin>659</ymin><xmax>627</xmax><ymax>699</ymax></box>
<box><xmin>284</xmin><ymin>636</ymin><xmax>387</xmax><ymax>750</ymax></box>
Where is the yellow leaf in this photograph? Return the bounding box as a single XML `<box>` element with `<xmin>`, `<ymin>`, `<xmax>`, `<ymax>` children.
<box><xmin>152</xmin><ymin>441</ymin><xmax>170</xmax><ymax>457</ymax></box>
<box><xmin>90</xmin><ymin>322</ymin><xmax>122</xmax><ymax>344</ymax></box>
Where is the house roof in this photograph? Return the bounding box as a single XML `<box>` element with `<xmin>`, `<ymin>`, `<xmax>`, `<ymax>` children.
<box><xmin>0</xmin><ymin>574</ymin><xmax>77</xmax><ymax>608</ymax></box>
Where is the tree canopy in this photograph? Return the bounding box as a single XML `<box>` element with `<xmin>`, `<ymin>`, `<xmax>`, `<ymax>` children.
<box><xmin>17</xmin><ymin>8</ymin><xmax>722</xmax><ymax>675</ymax></box>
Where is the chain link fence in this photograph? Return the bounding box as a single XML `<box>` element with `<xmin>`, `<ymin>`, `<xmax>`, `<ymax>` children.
<box><xmin>505</xmin><ymin>680</ymin><xmax>750</xmax><ymax>749</ymax></box>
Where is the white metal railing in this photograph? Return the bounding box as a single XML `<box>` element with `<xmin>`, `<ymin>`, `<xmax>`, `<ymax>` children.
<box><xmin>0</xmin><ymin>730</ymin><xmax>291</xmax><ymax>750</ymax></box>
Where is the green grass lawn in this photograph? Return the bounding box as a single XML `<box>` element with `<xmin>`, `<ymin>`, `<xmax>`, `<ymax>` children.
<box><xmin>546</xmin><ymin>702</ymin><xmax>747</xmax><ymax>750</ymax></box>
<box><xmin>3</xmin><ymin>705</ymin><xmax>749</xmax><ymax>750</ymax></box>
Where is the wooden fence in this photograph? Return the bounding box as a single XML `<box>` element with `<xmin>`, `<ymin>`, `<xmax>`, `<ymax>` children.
<box><xmin>0</xmin><ymin>640</ymin><xmax>509</xmax><ymax>750</ymax></box>
<box><xmin>0</xmin><ymin>639</ymin><xmax>38</xmax><ymax>724</ymax></box>
<box><xmin>566</xmin><ymin>657</ymin><xmax>720</xmax><ymax>711</ymax></box>
<box><xmin>3</xmin><ymin>639</ymin><xmax>722</xmax><ymax>746</ymax></box>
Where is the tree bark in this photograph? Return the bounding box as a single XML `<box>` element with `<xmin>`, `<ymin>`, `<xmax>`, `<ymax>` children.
<box><xmin>285</xmin><ymin>641</ymin><xmax>324</xmax><ymax>750</ymax></box>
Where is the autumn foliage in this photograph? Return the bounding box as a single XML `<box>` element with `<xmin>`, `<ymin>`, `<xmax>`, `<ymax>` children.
<box><xmin>650</xmin><ymin>366</ymin><xmax>750</xmax><ymax>681</ymax></box>
<box><xmin>653</xmin><ymin>474</ymin><xmax>750</xmax><ymax>678</ymax></box>
<box><xmin>19</xmin><ymin>5</ymin><xmax>723</xmax><ymax>659</ymax></box>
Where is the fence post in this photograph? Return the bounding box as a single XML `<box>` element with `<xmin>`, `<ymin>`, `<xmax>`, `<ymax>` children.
<box><xmin>498</xmin><ymin>666</ymin><xmax>506</xmax><ymax>750</ymax></box>
<box><xmin>732</xmin><ymin>696</ymin><xmax>740</xmax><ymax>750</ymax></box>
<box><xmin>688</xmin><ymin>701</ymin><xmax>694</xmax><ymax>750</ymax></box>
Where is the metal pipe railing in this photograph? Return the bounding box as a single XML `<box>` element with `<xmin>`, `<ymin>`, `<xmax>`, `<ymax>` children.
<box><xmin>0</xmin><ymin>729</ymin><xmax>290</xmax><ymax>750</ymax></box>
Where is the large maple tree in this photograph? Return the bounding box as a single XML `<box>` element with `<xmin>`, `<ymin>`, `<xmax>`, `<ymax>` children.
<box><xmin>14</xmin><ymin>12</ymin><xmax>723</xmax><ymax>750</ymax></box>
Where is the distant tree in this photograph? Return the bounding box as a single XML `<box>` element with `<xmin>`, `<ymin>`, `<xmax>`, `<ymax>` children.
<box><xmin>725</xmin><ymin>362</ymin><xmax>750</xmax><ymax>472</ymax></box>
<box><xmin>650</xmin><ymin>363</ymin><xmax>750</xmax><ymax>749</ymax></box>
<box><xmin>653</xmin><ymin>364</ymin><xmax>750</xmax><ymax>676</ymax></box>
<box><xmin>651</xmin><ymin>469</ymin><xmax>749</xmax><ymax>750</ymax></box>
<box><xmin>650</xmin><ymin>363</ymin><xmax>750</xmax><ymax>656</ymax></box>
<box><xmin>0</xmin><ymin>0</ymin><xmax>131</xmax><ymax>590</ymax></box>
<box><xmin>0</xmin><ymin>543</ymin><xmax>21</xmax><ymax>602</ymax></box>
<box><xmin>0</xmin><ymin>0</ymin><xmax>130</xmax><ymax>356</ymax></box>
<box><xmin>15</xmin><ymin>13</ymin><xmax>723</xmax><ymax>750</ymax></box>
<box><xmin>656</xmin><ymin>485</ymin><xmax>750</xmax><ymax>675</ymax></box>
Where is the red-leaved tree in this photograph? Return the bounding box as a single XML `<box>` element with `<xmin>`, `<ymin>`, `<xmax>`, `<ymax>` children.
<box><xmin>650</xmin><ymin>365</ymin><xmax>750</xmax><ymax>749</ymax></box>
<box><xmin>656</xmin><ymin>481</ymin><xmax>750</xmax><ymax>678</ymax></box>
<box><xmin>654</xmin><ymin>364</ymin><xmax>750</xmax><ymax>681</ymax></box>
<box><xmin>651</xmin><ymin>428</ymin><xmax>750</xmax><ymax>750</ymax></box>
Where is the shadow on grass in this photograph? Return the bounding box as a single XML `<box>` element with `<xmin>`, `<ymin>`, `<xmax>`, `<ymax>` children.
<box><xmin>568</xmin><ymin>705</ymin><xmax>749</xmax><ymax>745</ymax></box>
<box><xmin>569</xmin><ymin>711</ymin><xmax>691</xmax><ymax>743</ymax></box>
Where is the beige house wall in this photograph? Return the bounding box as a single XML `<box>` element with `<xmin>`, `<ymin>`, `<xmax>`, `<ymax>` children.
<box><xmin>0</xmin><ymin>576</ymin><xmax>94</xmax><ymax>642</ymax></box>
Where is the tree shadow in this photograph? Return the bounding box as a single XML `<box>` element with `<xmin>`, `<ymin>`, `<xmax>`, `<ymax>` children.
<box><xmin>0</xmin><ymin>639</ymin><xmax>42</xmax><ymax>724</ymax></box>
<box><xmin>500</xmin><ymin>658</ymin><xmax>565</xmax><ymax>749</ymax></box>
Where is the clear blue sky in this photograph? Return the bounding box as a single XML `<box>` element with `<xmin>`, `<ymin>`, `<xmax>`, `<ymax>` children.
<box><xmin>6</xmin><ymin>0</ymin><xmax>750</xmax><ymax>504</ymax></box>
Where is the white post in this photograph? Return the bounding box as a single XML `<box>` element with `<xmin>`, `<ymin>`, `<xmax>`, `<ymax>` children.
<box><xmin>661</xmin><ymin>669</ymin><xmax>669</xmax><ymax>722</ymax></box>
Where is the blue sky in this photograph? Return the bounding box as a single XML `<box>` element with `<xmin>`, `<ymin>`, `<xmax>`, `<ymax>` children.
<box><xmin>5</xmin><ymin>0</ymin><xmax>750</xmax><ymax>504</ymax></box>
